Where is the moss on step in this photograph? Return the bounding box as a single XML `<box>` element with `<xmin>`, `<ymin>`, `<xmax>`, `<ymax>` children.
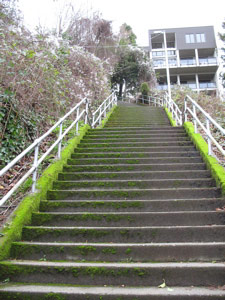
<box><xmin>164</xmin><ymin>108</ymin><xmax>176</xmax><ymax>127</ymax></box>
<box><xmin>97</xmin><ymin>105</ymin><xmax>118</xmax><ymax>129</ymax></box>
<box><xmin>101</xmin><ymin>247</ymin><xmax>117</xmax><ymax>254</ymax></box>
<box><xmin>184</xmin><ymin>122</ymin><xmax>225</xmax><ymax>195</ymax></box>
<box><xmin>40</xmin><ymin>200</ymin><xmax>143</xmax><ymax>212</ymax></box>
<box><xmin>0</xmin><ymin>124</ymin><xmax>90</xmax><ymax>261</ymax></box>
<box><xmin>32</xmin><ymin>212</ymin><xmax>134</xmax><ymax>225</ymax></box>
<box><xmin>0</xmin><ymin>291</ymin><xmax>66</xmax><ymax>300</ymax></box>
<box><xmin>0</xmin><ymin>262</ymin><xmax>147</xmax><ymax>282</ymax></box>
<box><xmin>75</xmin><ymin>246</ymin><xmax>97</xmax><ymax>256</ymax></box>
<box><xmin>22</xmin><ymin>227</ymin><xmax>110</xmax><ymax>241</ymax></box>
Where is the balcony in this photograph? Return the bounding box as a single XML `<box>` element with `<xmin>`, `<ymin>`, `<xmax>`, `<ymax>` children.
<box><xmin>199</xmin><ymin>58</ymin><xmax>217</xmax><ymax>65</ymax></box>
<box><xmin>199</xmin><ymin>82</ymin><xmax>216</xmax><ymax>89</ymax></box>
<box><xmin>180</xmin><ymin>59</ymin><xmax>196</xmax><ymax>66</ymax></box>
<box><xmin>153</xmin><ymin>60</ymin><xmax>165</xmax><ymax>68</ymax></box>
<box><xmin>181</xmin><ymin>83</ymin><xmax>197</xmax><ymax>89</ymax></box>
<box><xmin>153</xmin><ymin>59</ymin><xmax>177</xmax><ymax>68</ymax></box>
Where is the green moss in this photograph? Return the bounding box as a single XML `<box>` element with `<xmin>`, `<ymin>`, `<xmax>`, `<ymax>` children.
<box><xmin>164</xmin><ymin>108</ymin><xmax>176</xmax><ymax>126</ymax></box>
<box><xmin>10</xmin><ymin>242</ymin><xmax>40</xmax><ymax>259</ymax></box>
<box><xmin>22</xmin><ymin>227</ymin><xmax>110</xmax><ymax>241</ymax></box>
<box><xmin>0</xmin><ymin>125</ymin><xmax>90</xmax><ymax>261</ymax></box>
<box><xmin>102</xmin><ymin>247</ymin><xmax>117</xmax><ymax>254</ymax></box>
<box><xmin>75</xmin><ymin>246</ymin><xmax>97</xmax><ymax>256</ymax></box>
<box><xmin>184</xmin><ymin>122</ymin><xmax>225</xmax><ymax>195</ymax></box>
<box><xmin>151</xmin><ymin>230</ymin><xmax>158</xmax><ymax>237</ymax></box>
<box><xmin>44</xmin><ymin>294</ymin><xmax>66</xmax><ymax>300</ymax></box>
<box><xmin>97</xmin><ymin>105</ymin><xmax>118</xmax><ymax>129</ymax></box>
<box><xmin>134</xmin><ymin>268</ymin><xmax>146</xmax><ymax>277</ymax></box>
<box><xmin>125</xmin><ymin>248</ymin><xmax>132</xmax><ymax>255</ymax></box>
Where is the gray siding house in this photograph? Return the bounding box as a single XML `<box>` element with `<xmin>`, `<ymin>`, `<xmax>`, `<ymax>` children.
<box><xmin>148</xmin><ymin>26</ymin><xmax>219</xmax><ymax>93</ymax></box>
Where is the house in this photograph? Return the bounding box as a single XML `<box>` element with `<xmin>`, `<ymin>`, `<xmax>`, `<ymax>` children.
<box><xmin>148</xmin><ymin>26</ymin><xmax>219</xmax><ymax>94</ymax></box>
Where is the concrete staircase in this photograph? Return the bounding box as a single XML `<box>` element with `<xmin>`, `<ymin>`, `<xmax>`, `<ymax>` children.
<box><xmin>0</xmin><ymin>103</ymin><xmax>225</xmax><ymax>299</ymax></box>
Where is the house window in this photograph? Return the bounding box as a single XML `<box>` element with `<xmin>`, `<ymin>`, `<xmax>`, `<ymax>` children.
<box><xmin>152</xmin><ymin>51</ymin><xmax>165</xmax><ymax>57</ymax></box>
<box><xmin>167</xmin><ymin>50</ymin><xmax>176</xmax><ymax>56</ymax></box>
<box><xmin>196</xmin><ymin>33</ymin><xmax>206</xmax><ymax>43</ymax></box>
<box><xmin>152</xmin><ymin>42</ymin><xmax>163</xmax><ymax>49</ymax></box>
<box><xmin>185</xmin><ymin>34</ymin><xmax>195</xmax><ymax>43</ymax></box>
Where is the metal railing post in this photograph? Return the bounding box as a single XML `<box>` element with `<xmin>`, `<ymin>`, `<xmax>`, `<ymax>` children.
<box><xmin>175</xmin><ymin>106</ymin><xmax>178</xmax><ymax>126</ymax></box>
<box><xmin>32</xmin><ymin>142</ymin><xmax>39</xmax><ymax>193</ymax></box>
<box><xmin>58</xmin><ymin>121</ymin><xmax>63</xmax><ymax>159</ymax></box>
<box><xmin>104</xmin><ymin>101</ymin><xmax>107</xmax><ymax>118</ymax></box>
<box><xmin>206</xmin><ymin>117</ymin><xmax>212</xmax><ymax>155</ymax></box>
<box><xmin>99</xmin><ymin>106</ymin><xmax>102</xmax><ymax>125</ymax></box>
<box><xmin>193</xmin><ymin>104</ymin><xmax>198</xmax><ymax>133</ymax></box>
<box><xmin>76</xmin><ymin>107</ymin><xmax>80</xmax><ymax>134</ymax></box>
<box><xmin>92</xmin><ymin>113</ymin><xmax>95</xmax><ymax>128</ymax></box>
<box><xmin>184</xmin><ymin>98</ymin><xmax>187</xmax><ymax>122</ymax></box>
<box><xmin>85</xmin><ymin>99</ymin><xmax>88</xmax><ymax>124</ymax></box>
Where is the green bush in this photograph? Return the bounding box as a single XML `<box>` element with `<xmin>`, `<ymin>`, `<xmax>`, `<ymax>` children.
<box><xmin>140</xmin><ymin>82</ymin><xmax>150</xmax><ymax>96</ymax></box>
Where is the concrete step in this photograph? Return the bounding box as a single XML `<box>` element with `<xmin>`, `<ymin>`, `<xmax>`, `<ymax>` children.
<box><xmin>22</xmin><ymin>225</ymin><xmax>225</xmax><ymax>243</ymax></box>
<box><xmin>88</xmin><ymin>127</ymin><xmax>185</xmax><ymax>134</ymax></box>
<box><xmin>40</xmin><ymin>198</ymin><xmax>225</xmax><ymax>213</ymax></box>
<box><xmin>85</xmin><ymin>133</ymin><xmax>188</xmax><ymax>139</ymax></box>
<box><xmin>104</xmin><ymin>124</ymin><xmax>172</xmax><ymax>127</ymax></box>
<box><xmin>0</xmin><ymin>261</ymin><xmax>224</xmax><ymax>287</ymax></box>
<box><xmin>105</xmin><ymin>121</ymin><xmax>171</xmax><ymax>123</ymax></box>
<box><xmin>74</xmin><ymin>146</ymin><xmax>197</xmax><ymax>153</ymax></box>
<box><xmin>77</xmin><ymin>141</ymin><xmax>194</xmax><ymax>148</ymax></box>
<box><xmin>67</xmin><ymin>157</ymin><xmax>202</xmax><ymax>165</ymax></box>
<box><xmin>71</xmin><ymin>151</ymin><xmax>201</xmax><ymax>158</ymax></box>
<box><xmin>47</xmin><ymin>187</ymin><xmax>221</xmax><ymax>201</ymax></box>
<box><xmin>31</xmin><ymin>211</ymin><xmax>225</xmax><ymax>227</ymax></box>
<box><xmin>10</xmin><ymin>241</ymin><xmax>225</xmax><ymax>262</ymax></box>
<box><xmin>82</xmin><ymin>137</ymin><xmax>190</xmax><ymax>143</ymax></box>
<box><xmin>1</xmin><ymin>284</ymin><xmax>224</xmax><ymax>300</ymax></box>
<box><xmin>105</xmin><ymin>122</ymin><xmax>171</xmax><ymax>126</ymax></box>
<box><xmin>58</xmin><ymin>170</ymin><xmax>210</xmax><ymax>181</ymax></box>
<box><xmin>52</xmin><ymin>178</ymin><xmax>215</xmax><ymax>190</ymax></box>
<box><xmin>63</xmin><ymin>163</ymin><xmax>207</xmax><ymax>173</ymax></box>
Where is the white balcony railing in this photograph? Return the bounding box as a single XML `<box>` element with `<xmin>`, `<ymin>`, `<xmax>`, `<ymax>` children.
<box><xmin>180</xmin><ymin>59</ymin><xmax>196</xmax><ymax>66</ymax></box>
<box><xmin>199</xmin><ymin>58</ymin><xmax>217</xmax><ymax>65</ymax></box>
<box><xmin>199</xmin><ymin>82</ymin><xmax>217</xmax><ymax>89</ymax></box>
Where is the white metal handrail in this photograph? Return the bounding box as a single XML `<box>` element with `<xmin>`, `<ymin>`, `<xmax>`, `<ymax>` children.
<box><xmin>164</xmin><ymin>93</ymin><xmax>183</xmax><ymax>126</ymax></box>
<box><xmin>140</xmin><ymin>93</ymin><xmax>182</xmax><ymax>126</ymax></box>
<box><xmin>184</xmin><ymin>95</ymin><xmax>225</xmax><ymax>156</ymax></box>
<box><xmin>92</xmin><ymin>90</ymin><xmax>117</xmax><ymax>127</ymax></box>
<box><xmin>0</xmin><ymin>91</ymin><xmax>117</xmax><ymax>207</ymax></box>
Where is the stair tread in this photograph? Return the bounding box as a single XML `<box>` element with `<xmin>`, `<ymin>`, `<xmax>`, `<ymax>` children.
<box><xmin>14</xmin><ymin>241</ymin><xmax>225</xmax><ymax>246</ymax></box>
<box><xmin>1</xmin><ymin>284</ymin><xmax>225</xmax><ymax>296</ymax></box>
<box><xmin>4</xmin><ymin>260</ymin><xmax>225</xmax><ymax>267</ymax></box>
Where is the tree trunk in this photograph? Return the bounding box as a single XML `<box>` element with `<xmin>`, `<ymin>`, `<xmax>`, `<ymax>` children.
<box><xmin>119</xmin><ymin>83</ymin><xmax>123</xmax><ymax>99</ymax></box>
<box><xmin>123</xmin><ymin>80</ymin><xmax>127</xmax><ymax>99</ymax></box>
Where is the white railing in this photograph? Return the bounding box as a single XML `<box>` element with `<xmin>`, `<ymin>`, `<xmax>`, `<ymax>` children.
<box><xmin>184</xmin><ymin>95</ymin><xmax>225</xmax><ymax>156</ymax></box>
<box><xmin>92</xmin><ymin>90</ymin><xmax>117</xmax><ymax>127</ymax></box>
<box><xmin>139</xmin><ymin>93</ymin><xmax>182</xmax><ymax>126</ymax></box>
<box><xmin>164</xmin><ymin>93</ymin><xmax>183</xmax><ymax>126</ymax></box>
<box><xmin>0</xmin><ymin>91</ymin><xmax>117</xmax><ymax>207</ymax></box>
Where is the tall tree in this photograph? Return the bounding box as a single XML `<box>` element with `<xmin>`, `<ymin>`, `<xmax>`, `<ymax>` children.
<box><xmin>111</xmin><ymin>24</ymin><xmax>155</xmax><ymax>98</ymax></box>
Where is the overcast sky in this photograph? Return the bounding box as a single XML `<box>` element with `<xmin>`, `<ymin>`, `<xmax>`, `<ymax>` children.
<box><xmin>18</xmin><ymin>0</ymin><xmax>225</xmax><ymax>46</ymax></box>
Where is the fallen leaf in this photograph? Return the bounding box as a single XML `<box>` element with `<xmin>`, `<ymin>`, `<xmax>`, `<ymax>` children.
<box><xmin>158</xmin><ymin>279</ymin><xmax>166</xmax><ymax>288</ymax></box>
